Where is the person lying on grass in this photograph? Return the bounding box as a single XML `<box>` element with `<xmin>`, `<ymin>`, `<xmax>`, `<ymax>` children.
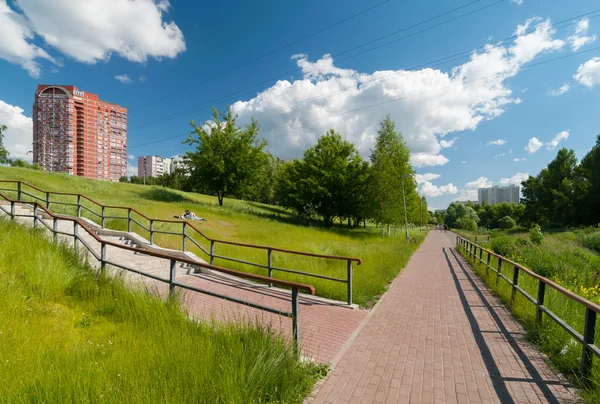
<box><xmin>174</xmin><ymin>210</ymin><xmax>207</xmax><ymax>221</ymax></box>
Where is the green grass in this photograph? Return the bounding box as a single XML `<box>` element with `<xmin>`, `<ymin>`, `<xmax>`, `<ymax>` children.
<box><xmin>456</xmin><ymin>230</ymin><xmax>600</xmax><ymax>402</ymax></box>
<box><xmin>0</xmin><ymin>217</ymin><xmax>325</xmax><ymax>403</ymax></box>
<box><xmin>0</xmin><ymin>167</ymin><xmax>425</xmax><ymax>307</ymax></box>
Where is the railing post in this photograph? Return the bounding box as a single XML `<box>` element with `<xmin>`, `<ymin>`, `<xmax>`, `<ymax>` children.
<box><xmin>101</xmin><ymin>206</ymin><xmax>106</xmax><ymax>228</ymax></box>
<box><xmin>33</xmin><ymin>204</ymin><xmax>38</xmax><ymax>228</ymax></box>
<box><xmin>486</xmin><ymin>251</ymin><xmax>491</xmax><ymax>276</ymax></box>
<box><xmin>149</xmin><ymin>220</ymin><xmax>154</xmax><ymax>245</ymax></box>
<box><xmin>182</xmin><ymin>222</ymin><xmax>187</xmax><ymax>252</ymax></box>
<box><xmin>536</xmin><ymin>281</ymin><xmax>546</xmax><ymax>325</ymax></box>
<box><xmin>479</xmin><ymin>248</ymin><xmax>483</xmax><ymax>262</ymax></box>
<box><xmin>267</xmin><ymin>249</ymin><xmax>273</xmax><ymax>287</ymax></box>
<box><xmin>292</xmin><ymin>287</ymin><xmax>300</xmax><ymax>352</ymax></box>
<box><xmin>17</xmin><ymin>182</ymin><xmax>21</xmax><ymax>201</ymax></box>
<box><xmin>10</xmin><ymin>201</ymin><xmax>14</xmax><ymax>219</ymax></box>
<box><xmin>511</xmin><ymin>265</ymin><xmax>519</xmax><ymax>304</ymax></box>
<box><xmin>127</xmin><ymin>208</ymin><xmax>132</xmax><ymax>232</ymax></box>
<box><xmin>77</xmin><ymin>195</ymin><xmax>81</xmax><ymax>217</ymax></box>
<box><xmin>210</xmin><ymin>240</ymin><xmax>215</xmax><ymax>265</ymax></box>
<box><xmin>73</xmin><ymin>221</ymin><xmax>79</xmax><ymax>254</ymax></box>
<box><xmin>100</xmin><ymin>242</ymin><xmax>106</xmax><ymax>273</ymax></box>
<box><xmin>45</xmin><ymin>192</ymin><xmax>50</xmax><ymax>209</ymax></box>
<box><xmin>581</xmin><ymin>308</ymin><xmax>597</xmax><ymax>382</ymax></box>
<box><xmin>169</xmin><ymin>259</ymin><xmax>177</xmax><ymax>298</ymax></box>
<box><xmin>347</xmin><ymin>260</ymin><xmax>353</xmax><ymax>306</ymax></box>
<box><xmin>53</xmin><ymin>217</ymin><xmax>57</xmax><ymax>242</ymax></box>
<box><xmin>497</xmin><ymin>258</ymin><xmax>502</xmax><ymax>285</ymax></box>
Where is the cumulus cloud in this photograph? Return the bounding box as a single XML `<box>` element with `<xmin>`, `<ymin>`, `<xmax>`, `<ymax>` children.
<box><xmin>127</xmin><ymin>163</ymin><xmax>138</xmax><ymax>177</ymax></box>
<box><xmin>574</xmin><ymin>57</ymin><xmax>600</xmax><ymax>88</ymax></box>
<box><xmin>0</xmin><ymin>0</ymin><xmax>56</xmax><ymax>78</ymax></box>
<box><xmin>228</xmin><ymin>18</ymin><xmax>565</xmax><ymax>164</ymax></box>
<box><xmin>546</xmin><ymin>130</ymin><xmax>569</xmax><ymax>150</ymax></box>
<box><xmin>511</xmin><ymin>0</ymin><xmax>523</xmax><ymax>5</ymax></box>
<box><xmin>567</xmin><ymin>18</ymin><xmax>597</xmax><ymax>51</ymax></box>
<box><xmin>488</xmin><ymin>139</ymin><xmax>506</xmax><ymax>145</ymax></box>
<box><xmin>0</xmin><ymin>0</ymin><xmax>185</xmax><ymax>76</ymax></box>
<box><xmin>415</xmin><ymin>173</ymin><xmax>441</xmax><ymax>184</ymax></box>
<box><xmin>0</xmin><ymin>99</ymin><xmax>33</xmax><ymax>161</ymax></box>
<box><xmin>548</xmin><ymin>83</ymin><xmax>570</xmax><ymax>96</ymax></box>
<box><xmin>439</xmin><ymin>137</ymin><xmax>458</xmax><ymax>148</ymax></box>
<box><xmin>115</xmin><ymin>74</ymin><xmax>133</xmax><ymax>84</ymax></box>
<box><xmin>525</xmin><ymin>137</ymin><xmax>543</xmax><ymax>153</ymax></box>
<box><xmin>514</xmin><ymin>157</ymin><xmax>527</xmax><ymax>162</ymax></box>
<box><xmin>455</xmin><ymin>176</ymin><xmax>492</xmax><ymax>201</ymax></box>
<box><xmin>127</xmin><ymin>154</ymin><xmax>135</xmax><ymax>160</ymax></box>
<box><xmin>420</xmin><ymin>181</ymin><xmax>458</xmax><ymax>197</ymax></box>
<box><xmin>500</xmin><ymin>172</ymin><xmax>529</xmax><ymax>185</ymax></box>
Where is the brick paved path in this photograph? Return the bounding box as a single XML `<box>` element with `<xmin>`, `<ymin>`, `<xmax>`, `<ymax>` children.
<box><xmin>309</xmin><ymin>231</ymin><xmax>578</xmax><ymax>404</ymax></box>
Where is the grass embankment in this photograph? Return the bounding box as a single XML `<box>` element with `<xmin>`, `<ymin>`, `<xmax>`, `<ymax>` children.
<box><xmin>0</xmin><ymin>218</ymin><xmax>323</xmax><ymax>403</ymax></box>
<box><xmin>0</xmin><ymin>167</ymin><xmax>425</xmax><ymax>307</ymax></box>
<box><xmin>456</xmin><ymin>228</ymin><xmax>600</xmax><ymax>402</ymax></box>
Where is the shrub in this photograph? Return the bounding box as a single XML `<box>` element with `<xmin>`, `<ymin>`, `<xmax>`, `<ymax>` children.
<box><xmin>455</xmin><ymin>217</ymin><xmax>478</xmax><ymax>232</ymax></box>
<box><xmin>498</xmin><ymin>216</ymin><xmax>516</xmax><ymax>229</ymax></box>
<box><xmin>490</xmin><ymin>235</ymin><xmax>517</xmax><ymax>257</ymax></box>
<box><xmin>530</xmin><ymin>224</ymin><xmax>544</xmax><ymax>245</ymax></box>
<box><xmin>515</xmin><ymin>238</ymin><xmax>529</xmax><ymax>247</ymax></box>
<box><xmin>580</xmin><ymin>232</ymin><xmax>600</xmax><ymax>253</ymax></box>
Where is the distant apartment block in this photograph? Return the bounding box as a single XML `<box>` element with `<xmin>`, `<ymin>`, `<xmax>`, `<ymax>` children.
<box><xmin>478</xmin><ymin>185</ymin><xmax>520</xmax><ymax>205</ymax></box>
<box><xmin>33</xmin><ymin>85</ymin><xmax>128</xmax><ymax>181</ymax></box>
<box><xmin>137</xmin><ymin>156</ymin><xmax>174</xmax><ymax>178</ymax></box>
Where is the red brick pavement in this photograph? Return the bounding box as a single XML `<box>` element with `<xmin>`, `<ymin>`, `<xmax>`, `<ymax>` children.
<box><xmin>309</xmin><ymin>232</ymin><xmax>578</xmax><ymax>404</ymax></box>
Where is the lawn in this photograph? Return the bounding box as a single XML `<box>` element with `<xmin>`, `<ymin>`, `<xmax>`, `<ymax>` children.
<box><xmin>0</xmin><ymin>217</ymin><xmax>324</xmax><ymax>403</ymax></box>
<box><xmin>456</xmin><ymin>227</ymin><xmax>600</xmax><ymax>402</ymax></box>
<box><xmin>0</xmin><ymin>167</ymin><xmax>425</xmax><ymax>306</ymax></box>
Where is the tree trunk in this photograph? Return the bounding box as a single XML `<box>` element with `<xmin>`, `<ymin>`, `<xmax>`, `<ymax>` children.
<box><xmin>364</xmin><ymin>220</ymin><xmax>366</xmax><ymax>229</ymax></box>
<box><xmin>217</xmin><ymin>190</ymin><xmax>224</xmax><ymax>206</ymax></box>
<box><xmin>388</xmin><ymin>225</ymin><xmax>391</xmax><ymax>236</ymax></box>
<box><xmin>381</xmin><ymin>225</ymin><xmax>384</xmax><ymax>238</ymax></box>
<box><xmin>348</xmin><ymin>218</ymin><xmax>351</xmax><ymax>227</ymax></box>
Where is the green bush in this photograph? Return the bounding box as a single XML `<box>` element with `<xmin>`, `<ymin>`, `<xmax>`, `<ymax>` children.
<box><xmin>580</xmin><ymin>232</ymin><xmax>600</xmax><ymax>253</ymax></box>
<box><xmin>498</xmin><ymin>215</ymin><xmax>516</xmax><ymax>229</ymax></box>
<box><xmin>530</xmin><ymin>224</ymin><xmax>544</xmax><ymax>245</ymax></box>
<box><xmin>490</xmin><ymin>235</ymin><xmax>517</xmax><ymax>257</ymax></box>
<box><xmin>455</xmin><ymin>217</ymin><xmax>478</xmax><ymax>232</ymax></box>
<box><xmin>515</xmin><ymin>238</ymin><xmax>529</xmax><ymax>247</ymax></box>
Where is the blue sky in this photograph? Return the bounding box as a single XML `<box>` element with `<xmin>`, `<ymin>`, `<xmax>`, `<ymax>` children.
<box><xmin>1</xmin><ymin>0</ymin><xmax>600</xmax><ymax>209</ymax></box>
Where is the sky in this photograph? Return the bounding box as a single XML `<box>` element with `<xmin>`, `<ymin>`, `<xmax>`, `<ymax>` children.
<box><xmin>1</xmin><ymin>0</ymin><xmax>600</xmax><ymax>209</ymax></box>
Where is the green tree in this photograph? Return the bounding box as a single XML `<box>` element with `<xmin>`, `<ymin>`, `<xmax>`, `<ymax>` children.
<box><xmin>248</xmin><ymin>154</ymin><xmax>285</xmax><ymax>205</ymax></box>
<box><xmin>0</xmin><ymin>125</ymin><xmax>9</xmax><ymax>164</ymax></box>
<box><xmin>367</xmin><ymin>116</ymin><xmax>415</xmax><ymax>231</ymax></box>
<box><xmin>185</xmin><ymin>107</ymin><xmax>268</xmax><ymax>206</ymax></box>
<box><xmin>444</xmin><ymin>203</ymin><xmax>479</xmax><ymax>228</ymax></box>
<box><xmin>577</xmin><ymin>135</ymin><xmax>600</xmax><ymax>226</ymax></box>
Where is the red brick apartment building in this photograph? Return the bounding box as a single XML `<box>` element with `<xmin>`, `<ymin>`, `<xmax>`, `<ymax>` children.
<box><xmin>33</xmin><ymin>85</ymin><xmax>128</xmax><ymax>181</ymax></box>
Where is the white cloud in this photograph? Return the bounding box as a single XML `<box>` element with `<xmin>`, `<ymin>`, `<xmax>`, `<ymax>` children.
<box><xmin>115</xmin><ymin>74</ymin><xmax>133</xmax><ymax>84</ymax></box>
<box><xmin>139</xmin><ymin>76</ymin><xmax>148</xmax><ymax>83</ymax></box>
<box><xmin>127</xmin><ymin>154</ymin><xmax>135</xmax><ymax>160</ymax></box>
<box><xmin>548</xmin><ymin>83</ymin><xmax>570</xmax><ymax>96</ymax></box>
<box><xmin>411</xmin><ymin>153</ymin><xmax>449</xmax><ymax>167</ymax></box>
<box><xmin>415</xmin><ymin>173</ymin><xmax>441</xmax><ymax>184</ymax></box>
<box><xmin>514</xmin><ymin>157</ymin><xmax>527</xmax><ymax>162</ymax></box>
<box><xmin>0</xmin><ymin>0</ymin><xmax>56</xmax><ymax>78</ymax></box>
<box><xmin>495</xmin><ymin>153</ymin><xmax>506</xmax><ymax>158</ymax></box>
<box><xmin>567</xmin><ymin>18</ymin><xmax>597</xmax><ymax>51</ymax></box>
<box><xmin>525</xmin><ymin>137</ymin><xmax>543</xmax><ymax>153</ymax></box>
<box><xmin>511</xmin><ymin>0</ymin><xmax>523</xmax><ymax>5</ymax></box>
<box><xmin>0</xmin><ymin>99</ymin><xmax>33</xmax><ymax>161</ymax></box>
<box><xmin>420</xmin><ymin>181</ymin><xmax>458</xmax><ymax>197</ymax></box>
<box><xmin>500</xmin><ymin>172</ymin><xmax>529</xmax><ymax>185</ymax></box>
<box><xmin>546</xmin><ymin>130</ymin><xmax>569</xmax><ymax>150</ymax></box>
<box><xmin>0</xmin><ymin>0</ymin><xmax>185</xmax><ymax>76</ymax></box>
<box><xmin>439</xmin><ymin>137</ymin><xmax>458</xmax><ymax>148</ymax></box>
<box><xmin>574</xmin><ymin>57</ymin><xmax>600</xmax><ymax>88</ymax></box>
<box><xmin>455</xmin><ymin>176</ymin><xmax>492</xmax><ymax>201</ymax></box>
<box><xmin>127</xmin><ymin>163</ymin><xmax>138</xmax><ymax>178</ymax></box>
<box><xmin>228</xmin><ymin>18</ymin><xmax>565</xmax><ymax>162</ymax></box>
<box><xmin>488</xmin><ymin>139</ymin><xmax>506</xmax><ymax>145</ymax></box>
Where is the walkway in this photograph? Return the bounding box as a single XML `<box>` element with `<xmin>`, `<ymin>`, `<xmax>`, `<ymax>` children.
<box><xmin>309</xmin><ymin>232</ymin><xmax>577</xmax><ymax>404</ymax></box>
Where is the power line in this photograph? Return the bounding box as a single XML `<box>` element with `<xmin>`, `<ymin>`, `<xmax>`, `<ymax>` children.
<box><xmin>129</xmin><ymin>6</ymin><xmax>598</xmax><ymax>136</ymax></box>
<box><xmin>128</xmin><ymin>0</ymin><xmax>499</xmax><ymax>130</ymax></box>
<box><xmin>130</xmin><ymin>0</ymin><xmax>396</xmax><ymax>112</ymax></box>
<box><xmin>129</xmin><ymin>45</ymin><xmax>600</xmax><ymax>150</ymax></box>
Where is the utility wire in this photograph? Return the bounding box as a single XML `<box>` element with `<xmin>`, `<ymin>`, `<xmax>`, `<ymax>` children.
<box><xmin>129</xmin><ymin>45</ymin><xmax>600</xmax><ymax>149</ymax></box>
<box><xmin>130</xmin><ymin>0</ymin><xmax>396</xmax><ymax>112</ymax></box>
<box><xmin>128</xmin><ymin>0</ymin><xmax>499</xmax><ymax>129</ymax></box>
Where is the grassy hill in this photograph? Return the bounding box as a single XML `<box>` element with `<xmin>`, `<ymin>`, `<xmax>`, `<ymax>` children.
<box><xmin>0</xmin><ymin>217</ymin><xmax>323</xmax><ymax>403</ymax></box>
<box><xmin>0</xmin><ymin>167</ymin><xmax>425</xmax><ymax>306</ymax></box>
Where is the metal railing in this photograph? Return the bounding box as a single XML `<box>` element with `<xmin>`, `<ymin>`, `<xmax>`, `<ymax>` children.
<box><xmin>0</xmin><ymin>180</ymin><xmax>362</xmax><ymax>304</ymax></box>
<box><xmin>0</xmin><ymin>192</ymin><xmax>316</xmax><ymax>349</ymax></box>
<box><xmin>456</xmin><ymin>235</ymin><xmax>600</xmax><ymax>382</ymax></box>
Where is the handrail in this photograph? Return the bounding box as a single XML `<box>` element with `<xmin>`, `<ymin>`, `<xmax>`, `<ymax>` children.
<box><xmin>0</xmin><ymin>191</ymin><xmax>315</xmax><ymax>348</ymax></box>
<box><xmin>456</xmin><ymin>235</ymin><xmax>600</xmax><ymax>382</ymax></box>
<box><xmin>0</xmin><ymin>180</ymin><xmax>360</xmax><ymax>304</ymax></box>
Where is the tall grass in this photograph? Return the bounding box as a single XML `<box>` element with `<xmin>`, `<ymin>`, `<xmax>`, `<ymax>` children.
<box><xmin>0</xmin><ymin>167</ymin><xmax>425</xmax><ymax>306</ymax></box>
<box><xmin>457</xmin><ymin>238</ymin><xmax>600</xmax><ymax>402</ymax></box>
<box><xmin>0</xmin><ymin>218</ymin><xmax>324</xmax><ymax>403</ymax></box>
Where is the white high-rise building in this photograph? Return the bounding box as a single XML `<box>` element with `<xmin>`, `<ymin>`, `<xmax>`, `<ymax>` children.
<box><xmin>137</xmin><ymin>156</ymin><xmax>173</xmax><ymax>178</ymax></box>
<box><xmin>478</xmin><ymin>185</ymin><xmax>520</xmax><ymax>205</ymax></box>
